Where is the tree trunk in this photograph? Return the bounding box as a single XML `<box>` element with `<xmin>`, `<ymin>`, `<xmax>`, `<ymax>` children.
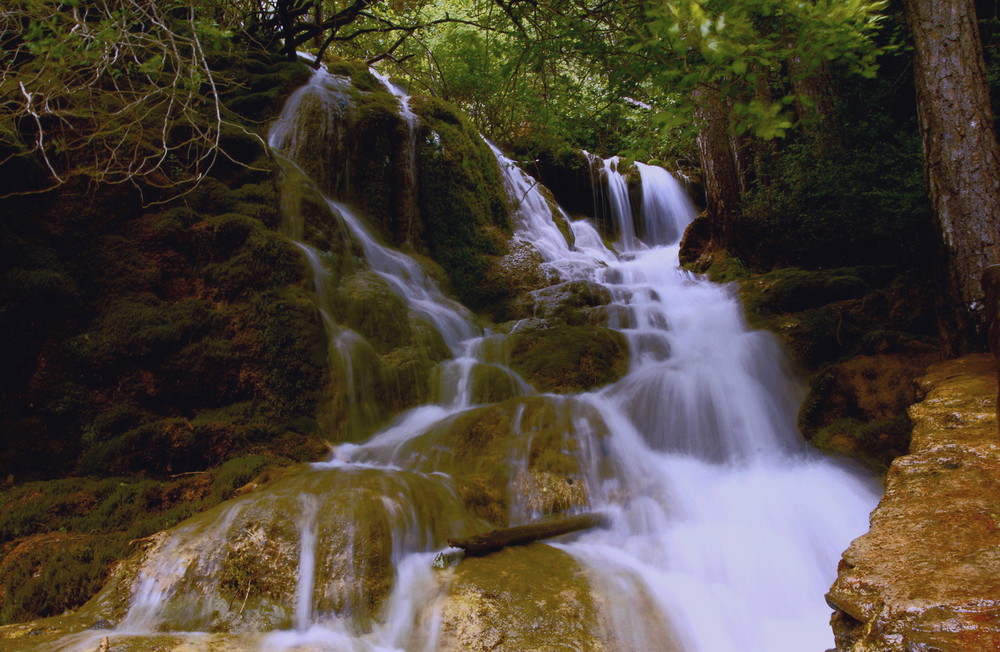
<box><xmin>692</xmin><ymin>84</ymin><xmax>743</xmax><ymax>247</ymax></box>
<box><xmin>786</xmin><ymin>55</ymin><xmax>839</xmax><ymax>147</ymax></box>
<box><xmin>905</xmin><ymin>0</ymin><xmax>1000</xmax><ymax>355</ymax></box>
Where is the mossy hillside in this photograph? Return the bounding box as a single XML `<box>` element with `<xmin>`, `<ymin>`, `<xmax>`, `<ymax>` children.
<box><xmin>0</xmin><ymin>455</ymin><xmax>288</xmax><ymax>626</ymax></box>
<box><xmin>0</xmin><ymin>48</ymin><xmax>333</xmax><ymax>625</ymax></box>
<box><xmin>411</xmin><ymin>95</ymin><xmax>511</xmax><ymax>309</ymax></box>
<box><xmin>217</xmin><ymin>53</ymin><xmax>312</xmax><ymax>124</ymax></box>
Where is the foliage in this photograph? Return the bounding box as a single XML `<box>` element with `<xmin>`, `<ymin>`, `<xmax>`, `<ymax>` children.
<box><xmin>739</xmin><ymin>61</ymin><xmax>932</xmax><ymax>270</ymax></box>
<box><xmin>0</xmin><ymin>0</ymin><xmax>238</xmax><ymax>193</ymax></box>
<box><xmin>634</xmin><ymin>0</ymin><xmax>890</xmax><ymax>140</ymax></box>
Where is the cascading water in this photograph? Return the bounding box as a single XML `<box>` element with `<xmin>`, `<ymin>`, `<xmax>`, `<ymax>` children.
<box><xmin>48</xmin><ymin>65</ymin><xmax>879</xmax><ymax>652</ymax></box>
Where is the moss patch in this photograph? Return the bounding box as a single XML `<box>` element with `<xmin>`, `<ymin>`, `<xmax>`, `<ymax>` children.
<box><xmin>509</xmin><ymin>326</ymin><xmax>628</xmax><ymax>393</ymax></box>
<box><xmin>412</xmin><ymin>95</ymin><xmax>511</xmax><ymax>309</ymax></box>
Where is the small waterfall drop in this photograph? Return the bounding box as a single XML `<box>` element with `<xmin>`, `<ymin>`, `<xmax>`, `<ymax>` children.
<box><xmin>51</xmin><ymin>66</ymin><xmax>879</xmax><ymax>652</ymax></box>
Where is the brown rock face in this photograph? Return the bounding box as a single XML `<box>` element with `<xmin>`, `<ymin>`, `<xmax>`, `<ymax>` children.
<box><xmin>827</xmin><ymin>354</ymin><xmax>1000</xmax><ymax>650</ymax></box>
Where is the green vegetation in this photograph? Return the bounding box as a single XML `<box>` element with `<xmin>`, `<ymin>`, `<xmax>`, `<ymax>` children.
<box><xmin>0</xmin><ymin>455</ymin><xmax>294</xmax><ymax>625</ymax></box>
<box><xmin>509</xmin><ymin>326</ymin><xmax>629</xmax><ymax>394</ymax></box>
<box><xmin>412</xmin><ymin>95</ymin><xmax>511</xmax><ymax>308</ymax></box>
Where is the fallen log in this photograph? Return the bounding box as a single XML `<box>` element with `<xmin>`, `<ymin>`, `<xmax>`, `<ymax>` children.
<box><xmin>447</xmin><ymin>512</ymin><xmax>610</xmax><ymax>557</ymax></box>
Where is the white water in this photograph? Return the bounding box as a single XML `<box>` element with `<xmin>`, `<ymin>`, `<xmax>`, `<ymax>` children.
<box><xmin>57</xmin><ymin>67</ymin><xmax>878</xmax><ymax>652</ymax></box>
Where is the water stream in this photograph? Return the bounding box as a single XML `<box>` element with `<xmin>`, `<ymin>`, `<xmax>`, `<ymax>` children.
<box><xmin>50</xmin><ymin>66</ymin><xmax>879</xmax><ymax>652</ymax></box>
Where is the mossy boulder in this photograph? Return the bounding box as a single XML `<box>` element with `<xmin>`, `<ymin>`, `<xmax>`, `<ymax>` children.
<box><xmin>333</xmin><ymin>271</ymin><xmax>413</xmax><ymax>353</ymax></box>
<box><xmin>71</xmin><ymin>467</ymin><xmax>480</xmax><ymax>634</ymax></box>
<box><xmin>0</xmin><ymin>459</ymin><xmax>308</xmax><ymax>627</ymax></box>
<box><xmin>438</xmin><ymin>544</ymin><xmax>604</xmax><ymax>652</ymax></box>
<box><xmin>222</xmin><ymin>57</ymin><xmax>312</xmax><ymax>123</ymax></box>
<box><xmin>509</xmin><ymin>326</ymin><xmax>628</xmax><ymax>394</ymax></box>
<box><xmin>735</xmin><ymin>265</ymin><xmax>936</xmax><ymax>368</ymax></box>
<box><xmin>507</xmin><ymin>279</ymin><xmax>613</xmax><ymax>325</ymax></box>
<box><xmin>367</xmin><ymin>397</ymin><xmax>608</xmax><ymax>526</ymax></box>
<box><xmin>480</xmin><ymin>241</ymin><xmax>559</xmax><ymax>321</ymax></box>
<box><xmin>738</xmin><ymin>267</ymin><xmax>871</xmax><ymax>315</ymax></box>
<box><xmin>514</xmin><ymin>140</ymin><xmax>599</xmax><ymax>220</ymax></box>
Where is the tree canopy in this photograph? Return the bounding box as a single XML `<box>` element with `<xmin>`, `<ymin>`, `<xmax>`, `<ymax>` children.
<box><xmin>1</xmin><ymin>0</ymin><xmax>894</xmax><ymax>191</ymax></box>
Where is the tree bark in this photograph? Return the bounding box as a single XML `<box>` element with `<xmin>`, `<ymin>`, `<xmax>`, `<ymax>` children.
<box><xmin>905</xmin><ymin>0</ymin><xmax>1000</xmax><ymax>355</ymax></box>
<box><xmin>692</xmin><ymin>84</ymin><xmax>743</xmax><ymax>247</ymax></box>
<box><xmin>786</xmin><ymin>55</ymin><xmax>839</xmax><ymax>147</ymax></box>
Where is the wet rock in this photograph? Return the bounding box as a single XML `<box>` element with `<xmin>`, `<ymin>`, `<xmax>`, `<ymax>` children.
<box><xmin>377</xmin><ymin>397</ymin><xmax>609</xmax><ymax>526</ymax></box>
<box><xmin>438</xmin><ymin>544</ymin><xmax>604</xmax><ymax>652</ymax></box>
<box><xmin>508</xmin><ymin>279</ymin><xmax>612</xmax><ymax>325</ymax></box>
<box><xmin>482</xmin><ymin>241</ymin><xmax>561</xmax><ymax>320</ymax></box>
<box><xmin>508</xmin><ymin>325</ymin><xmax>629</xmax><ymax>393</ymax></box>
<box><xmin>828</xmin><ymin>354</ymin><xmax>1000</xmax><ymax>650</ymax></box>
<box><xmin>800</xmin><ymin>353</ymin><xmax>938</xmax><ymax>468</ymax></box>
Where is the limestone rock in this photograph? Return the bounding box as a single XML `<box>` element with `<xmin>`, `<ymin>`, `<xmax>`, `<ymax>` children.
<box><xmin>827</xmin><ymin>354</ymin><xmax>1000</xmax><ymax>650</ymax></box>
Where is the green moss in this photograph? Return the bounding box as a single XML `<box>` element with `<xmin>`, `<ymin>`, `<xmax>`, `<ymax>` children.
<box><xmin>326</xmin><ymin>59</ymin><xmax>383</xmax><ymax>93</ymax></box>
<box><xmin>209</xmin><ymin>454</ymin><xmax>278</xmax><ymax>501</ymax></box>
<box><xmin>0</xmin><ymin>533</ymin><xmax>125</xmax><ymax>625</ymax></box>
<box><xmin>334</xmin><ymin>271</ymin><xmax>412</xmax><ymax>353</ymax></box>
<box><xmin>738</xmin><ymin>267</ymin><xmax>870</xmax><ymax>316</ymax></box>
<box><xmin>411</xmin><ymin>95</ymin><xmax>511</xmax><ymax>308</ymax></box>
<box><xmin>383</xmin><ymin>397</ymin><xmax>604</xmax><ymax>526</ymax></box>
<box><xmin>509</xmin><ymin>326</ymin><xmax>629</xmax><ymax>393</ymax></box>
<box><xmin>704</xmin><ymin>255</ymin><xmax>749</xmax><ymax>284</ymax></box>
<box><xmin>203</xmin><ymin>227</ymin><xmax>304</xmax><ymax>299</ymax></box>
<box><xmin>442</xmin><ymin>545</ymin><xmax>606</xmax><ymax>652</ymax></box>
<box><xmin>810</xmin><ymin>417</ymin><xmax>911</xmax><ymax>471</ymax></box>
<box><xmin>252</xmin><ymin>287</ymin><xmax>328</xmax><ymax>417</ymax></box>
<box><xmin>71</xmin><ymin>295</ymin><xmax>214</xmax><ymax>367</ymax></box>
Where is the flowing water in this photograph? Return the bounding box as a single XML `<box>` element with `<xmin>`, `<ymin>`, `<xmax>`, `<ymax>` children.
<box><xmin>48</xmin><ymin>67</ymin><xmax>879</xmax><ymax>652</ymax></box>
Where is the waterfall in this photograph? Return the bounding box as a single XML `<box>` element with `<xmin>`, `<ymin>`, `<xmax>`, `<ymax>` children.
<box><xmin>50</xmin><ymin>67</ymin><xmax>879</xmax><ymax>652</ymax></box>
<box><xmin>602</xmin><ymin>156</ymin><xmax>639</xmax><ymax>251</ymax></box>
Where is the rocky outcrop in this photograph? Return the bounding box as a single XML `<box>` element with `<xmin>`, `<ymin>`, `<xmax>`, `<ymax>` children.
<box><xmin>827</xmin><ymin>354</ymin><xmax>1000</xmax><ymax>650</ymax></box>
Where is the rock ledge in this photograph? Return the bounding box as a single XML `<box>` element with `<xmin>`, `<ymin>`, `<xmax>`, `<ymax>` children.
<box><xmin>828</xmin><ymin>354</ymin><xmax>1000</xmax><ymax>650</ymax></box>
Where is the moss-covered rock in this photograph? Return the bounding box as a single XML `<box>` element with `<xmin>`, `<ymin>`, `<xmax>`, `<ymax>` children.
<box><xmin>371</xmin><ymin>397</ymin><xmax>608</xmax><ymax>526</ymax></box>
<box><xmin>438</xmin><ymin>544</ymin><xmax>604</xmax><ymax>652</ymax></box>
<box><xmin>799</xmin><ymin>353</ymin><xmax>938</xmax><ymax>469</ymax></box>
<box><xmin>411</xmin><ymin>95</ymin><xmax>511</xmax><ymax>308</ymax></box>
<box><xmin>514</xmin><ymin>140</ymin><xmax>600</xmax><ymax>220</ymax></box>
<box><xmin>508</xmin><ymin>326</ymin><xmax>628</xmax><ymax>394</ymax></box>
<box><xmin>507</xmin><ymin>279</ymin><xmax>613</xmax><ymax>325</ymax></box>
<box><xmin>738</xmin><ymin>267</ymin><xmax>871</xmax><ymax>315</ymax></box>
<box><xmin>334</xmin><ymin>271</ymin><xmax>413</xmax><ymax>353</ymax></box>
